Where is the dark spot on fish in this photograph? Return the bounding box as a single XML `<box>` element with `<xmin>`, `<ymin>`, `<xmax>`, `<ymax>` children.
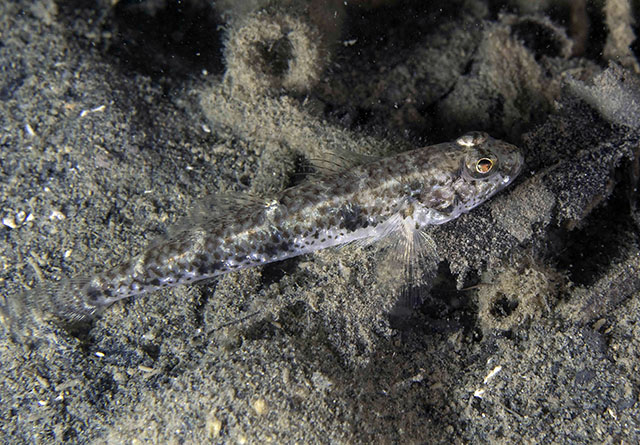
<box><xmin>263</xmin><ymin>242</ymin><xmax>280</xmax><ymax>258</ymax></box>
<box><xmin>85</xmin><ymin>287</ymin><xmax>104</xmax><ymax>306</ymax></box>
<box><xmin>339</xmin><ymin>204</ymin><xmax>365</xmax><ymax>232</ymax></box>
<box><xmin>198</xmin><ymin>261</ymin><xmax>222</xmax><ymax>275</ymax></box>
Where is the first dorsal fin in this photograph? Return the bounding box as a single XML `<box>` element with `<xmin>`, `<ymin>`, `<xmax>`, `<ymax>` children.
<box><xmin>307</xmin><ymin>146</ymin><xmax>381</xmax><ymax>176</ymax></box>
<box><xmin>165</xmin><ymin>192</ymin><xmax>268</xmax><ymax>239</ymax></box>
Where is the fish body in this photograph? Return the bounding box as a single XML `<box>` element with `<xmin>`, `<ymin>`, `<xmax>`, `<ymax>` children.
<box><xmin>18</xmin><ymin>132</ymin><xmax>524</xmax><ymax>324</ymax></box>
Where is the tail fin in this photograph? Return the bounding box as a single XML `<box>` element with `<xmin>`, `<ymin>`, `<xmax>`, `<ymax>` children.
<box><xmin>1</xmin><ymin>278</ymin><xmax>103</xmax><ymax>342</ymax></box>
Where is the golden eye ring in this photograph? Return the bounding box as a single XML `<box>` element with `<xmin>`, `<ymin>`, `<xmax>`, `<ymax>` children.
<box><xmin>475</xmin><ymin>158</ymin><xmax>494</xmax><ymax>174</ymax></box>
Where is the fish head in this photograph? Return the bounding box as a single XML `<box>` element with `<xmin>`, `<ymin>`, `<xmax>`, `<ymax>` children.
<box><xmin>451</xmin><ymin>131</ymin><xmax>524</xmax><ymax>214</ymax></box>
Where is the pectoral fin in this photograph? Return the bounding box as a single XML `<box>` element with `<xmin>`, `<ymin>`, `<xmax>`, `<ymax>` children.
<box><xmin>375</xmin><ymin>217</ymin><xmax>440</xmax><ymax>309</ymax></box>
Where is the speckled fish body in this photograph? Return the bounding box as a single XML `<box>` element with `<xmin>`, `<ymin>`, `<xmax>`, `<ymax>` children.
<box><xmin>33</xmin><ymin>132</ymin><xmax>523</xmax><ymax>323</ymax></box>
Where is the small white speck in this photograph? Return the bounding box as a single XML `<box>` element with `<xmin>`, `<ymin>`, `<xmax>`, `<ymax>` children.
<box><xmin>49</xmin><ymin>209</ymin><xmax>66</xmax><ymax>220</ymax></box>
<box><xmin>343</xmin><ymin>39</ymin><xmax>357</xmax><ymax>47</ymax></box>
<box><xmin>202</xmin><ymin>124</ymin><xmax>211</xmax><ymax>133</ymax></box>
<box><xmin>2</xmin><ymin>215</ymin><xmax>17</xmax><ymax>229</ymax></box>
<box><xmin>94</xmin><ymin>351</ymin><xmax>105</xmax><ymax>358</ymax></box>
<box><xmin>138</xmin><ymin>365</ymin><xmax>155</xmax><ymax>373</ymax></box>
<box><xmin>15</xmin><ymin>211</ymin><xmax>27</xmax><ymax>225</ymax></box>
<box><xmin>483</xmin><ymin>365</ymin><xmax>502</xmax><ymax>384</ymax></box>
<box><xmin>80</xmin><ymin>105</ymin><xmax>106</xmax><ymax>117</ymax></box>
<box><xmin>25</xmin><ymin>123</ymin><xmax>36</xmax><ymax>138</ymax></box>
<box><xmin>473</xmin><ymin>388</ymin><xmax>485</xmax><ymax>398</ymax></box>
<box><xmin>38</xmin><ymin>400</ymin><xmax>48</xmax><ymax>406</ymax></box>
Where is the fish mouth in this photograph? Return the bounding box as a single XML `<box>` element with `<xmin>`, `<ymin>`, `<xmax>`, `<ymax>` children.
<box><xmin>510</xmin><ymin>151</ymin><xmax>525</xmax><ymax>179</ymax></box>
<box><xmin>502</xmin><ymin>149</ymin><xmax>524</xmax><ymax>186</ymax></box>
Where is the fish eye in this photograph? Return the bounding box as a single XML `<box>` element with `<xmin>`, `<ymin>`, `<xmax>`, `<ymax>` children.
<box><xmin>463</xmin><ymin>151</ymin><xmax>499</xmax><ymax>179</ymax></box>
<box><xmin>475</xmin><ymin>158</ymin><xmax>493</xmax><ymax>174</ymax></box>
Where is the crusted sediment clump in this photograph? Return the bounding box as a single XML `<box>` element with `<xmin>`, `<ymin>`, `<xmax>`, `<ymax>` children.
<box><xmin>476</xmin><ymin>264</ymin><xmax>566</xmax><ymax>334</ymax></box>
<box><xmin>202</xmin><ymin>4</ymin><xmax>397</xmax><ymax>182</ymax></box>
<box><xmin>223</xmin><ymin>7</ymin><xmax>331</xmax><ymax>96</ymax></box>
<box><xmin>438</xmin><ymin>13</ymin><xmax>572</xmax><ymax>139</ymax></box>
<box><xmin>560</xmin><ymin>242</ymin><xmax>640</xmax><ymax>326</ymax></box>
<box><xmin>603</xmin><ymin>0</ymin><xmax>639</xmax><ymax>72</ymax></box>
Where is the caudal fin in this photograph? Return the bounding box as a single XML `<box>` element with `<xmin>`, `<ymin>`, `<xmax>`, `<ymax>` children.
<box><xmin>1</xmin><ymin>278</ymin><xmax>103</xmax><ymax>342</ymax></box>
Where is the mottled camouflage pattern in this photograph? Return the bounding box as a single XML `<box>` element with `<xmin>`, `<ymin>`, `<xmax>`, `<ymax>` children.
<box><xmin>48</xmin><ymin>132</ymin><xmax>523</xmax><ymax>323</ymax></box>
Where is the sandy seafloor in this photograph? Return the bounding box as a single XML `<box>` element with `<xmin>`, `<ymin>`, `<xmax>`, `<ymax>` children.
<box><xmin>1</xmin><ymin>0</ymin><xmax>640</xmax><ymax>443</ymax></box>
